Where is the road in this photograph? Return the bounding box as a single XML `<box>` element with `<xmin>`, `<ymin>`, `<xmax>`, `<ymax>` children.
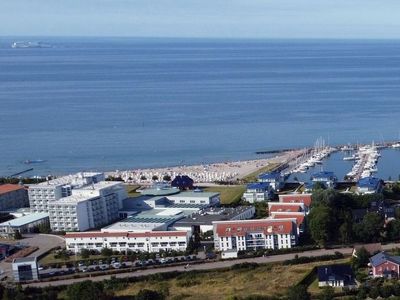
<box><xmin>23</xmin><ymin>242</ymin><xmax>400</xmax><ymax>288</ymax></box>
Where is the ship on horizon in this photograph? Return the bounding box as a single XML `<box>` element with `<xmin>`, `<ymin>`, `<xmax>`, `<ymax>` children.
<box><xmin>11</xmin><ymin>41</ymin><xmax>52</xmax><ymax>49</ymax></box>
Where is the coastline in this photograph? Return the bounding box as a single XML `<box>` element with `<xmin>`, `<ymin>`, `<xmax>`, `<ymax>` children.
<box><xmin>107</xmin><ymin>149</ymin><xmax>304</xmax><ymax>184</ymax></box>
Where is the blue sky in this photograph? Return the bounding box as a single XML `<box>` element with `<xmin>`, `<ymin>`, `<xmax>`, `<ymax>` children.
<box><xmin>1</xmin><ymin>0</ymin><xmax>400</xmax><ymax>38</ymax></box>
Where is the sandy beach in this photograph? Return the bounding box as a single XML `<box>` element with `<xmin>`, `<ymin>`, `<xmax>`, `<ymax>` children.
<box><xmin>107</xmin><ymin>150</ymin><xmax>304</xmax><ymax>184</ymax></box>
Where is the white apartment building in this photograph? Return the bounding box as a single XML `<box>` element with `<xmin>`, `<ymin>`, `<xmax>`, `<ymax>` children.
<box><xmin>65</xmin><ymin>230</ymin><xmax>191</xmax><ymax>254</ymax></box>
<box><xmin>167</xmin><ymin>191</ymin><xmax>220</xmax><ymax>206</ymax></box>
<box><xmin>48</xmin><ymin>181</ymin><xmax>127</xmax><ymax>232</ymax></box>
<box><xmin>243</xmin><ymin>182</ymin><xmax>271</xmax><ymax>203</ymax></box>
<box><xmin>213</xmin><ymin>218</ymin><xmax>298</xmax><ymax>252</ymax></box>
<box><xmin>28</xmin><ymin>172</ymin><xmax>105</xmax><ymax>213</ymax></box>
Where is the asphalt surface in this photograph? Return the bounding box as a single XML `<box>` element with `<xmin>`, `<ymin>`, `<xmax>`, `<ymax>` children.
<box><xmin>0</xmin><ymin>234</ymin><xmax>64</xmax><ymax>280</ymax></box>
<box><xmin>23</xmin><ymin>242</ymin><xmax>400</xmax><ymax>288</ymax></box>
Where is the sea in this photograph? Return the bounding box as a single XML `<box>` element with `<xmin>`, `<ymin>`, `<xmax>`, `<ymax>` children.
<box><xmin>1</xmin><ymin>37</ymin><xmax>400</xmax><ymax>178</ymax></box>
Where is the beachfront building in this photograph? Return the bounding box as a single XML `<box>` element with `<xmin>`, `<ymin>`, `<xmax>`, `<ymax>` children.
<box><xmin>12</xmin><ymin>257</ymin><xmax>39</xmax><ymax>282</ymax></box>
<box><xmin>167</xmin><ymin>191</ymin><xmax>220</xmax><ymax>206</ymax></box>
<box><xmin>311</xmin><ymin>171</ymin><xmax>337</xmax><ymax>189</ymax></box>
<box><xmin>28</xmin><ymin>172</ymin><xmax>105</xmax><ymax>213</ymax></box>
<box><xmin>65</xmin><ymin>231</ymin><xmax>191</xmax><ymax>254</ymax></box>
<box><xmin>171</xmin><ymin>175</ymin><xmax>194</xmax><ymax>190</ymax></box>
<box><xmin>0</xmin><ymin>184</ymin><xmax>29</xmax><ymax>211</ymax></box>
<box><xmin>0</xmin><ymin>213</ymin><xmax>50</xmax><ymax>238</ymax></box>
<box><xmin>48</xmin><ymin>181</ymin><xmax>127</xmax><ymax>232</ymax></box>
<box><xmin>213</xmin><ymin>218</ymin><xmax>298</xmax><ymax>252</ymax></box>
<box><xmin>243</xmin><ymin>182</ymin><xmax>271</xmax><ymax>203</ymax></box>
<box><xmin>257</xmin><ymin>172</ymin><xmax>284</xmax><ymax>191</ymax></box>
<box><xmin>357</xmin><ymin>177</ymin><xmax>383</xmax><ymax>194</ymax></box>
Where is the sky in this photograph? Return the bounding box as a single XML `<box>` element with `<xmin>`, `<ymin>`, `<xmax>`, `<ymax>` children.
<box><xmin>1</xmin><ymin>0</ymin><xmax>400</xmax><ymax>39</ymax></box>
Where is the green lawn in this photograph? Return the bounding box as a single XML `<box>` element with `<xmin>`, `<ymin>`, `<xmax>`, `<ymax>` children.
<box><xmin>202</xmin><ymin>185</ymin><xmax>246</xmax><ymax>205</ymax></box>
<box><xmin>242</xmin><ymin>163</ymin><xmax>281</xmax><ymax>183</ymax></box>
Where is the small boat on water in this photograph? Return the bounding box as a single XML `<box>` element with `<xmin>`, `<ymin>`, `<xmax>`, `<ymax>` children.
<box><xmin>24</xmin><ymin>159</ymin><xmax>46</xmax><ymax>164</ymax></box>
<box><xmin>11</xmin><ymin>41</ymin><xmax>52</xmax><ymax>48</ymax></box>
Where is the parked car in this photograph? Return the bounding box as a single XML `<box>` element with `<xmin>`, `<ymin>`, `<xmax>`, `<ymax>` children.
<box><xmin>112</xmin><ymin>262</ymin><xmax>121</xmax><ymax>269</ymax></box>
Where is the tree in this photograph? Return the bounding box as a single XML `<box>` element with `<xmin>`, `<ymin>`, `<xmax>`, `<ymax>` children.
<box><xmin>308</xmin><ymin>205</ymin><xmax>333</xmax><ymax>246</ymax></box>
<box><xmin>100</xmin><ymin>247</ymin><xmax>113</xmax><ymax>257</ymax></box>
<box><xmin>65</xmin><ymin>281</ymin><xmax>108</xmax><ymax>300</ymax></box>
<box><xmin>152</xmin><ymin>175</ymin><xmax>159</xmax><ymax>181</ymax></box>
<box><xmin>38</xmin><ymin>222</ymin><xmax>51</xmax><ymax>234</ymax></box>
<box><xmin>287</xmin><ymin>285</ymin><xmax>310</xmax><ymax>300</ymax></box>
<box><xmin>352</xmin><ymin>247</ymin><xmax>370</xmax><ymax>270</ymax></box>
<box><xmin>13</xmin><ymin>230</ymin><xmax>22</xmax><ymax>240</ymax></box>
<box><xmin>162</xmin><ymin>175</ymin><xmax>171</xmax><ymax>182</ymax></box>
<box><xmin>80</xmin><ymin>249</ymin><xmax>90</xmax><ymax>259</ymax></box>
<box><xmin>386</xmin><ymin>219</ymin><xmax>400</xmax><ymax>241</ymax></box>
<box><xmin>254</xmin><ymin>201</ymin><xmax>268</xmax><ymax>219</ymax></box>
<box><xmin>353</xmin><ymin>212</ymin><xmax>384</xmax><ymax>242</ymax></box>
<box><xmin>140</xmin><ymin>175</ymin><xmax>147</xmax><ymax>181</ymax></box>
<box><xmin>319</xmin><ymin>286</ymin><xmax>334</xmax><ymax>300</ymax></box>
<box><xmin>135</xmin><ymin>289</ymin><xmax>165</xmax><ymax>300</ymax></box>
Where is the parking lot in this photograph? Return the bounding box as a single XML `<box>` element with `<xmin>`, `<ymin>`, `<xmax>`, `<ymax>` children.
<box><xmin>38</xmin><ymin>255</ymin><xmax>199</xmax><ymax>279</ymax></box>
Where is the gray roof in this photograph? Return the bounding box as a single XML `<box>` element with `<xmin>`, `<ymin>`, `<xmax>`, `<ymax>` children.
<box><xmin>0</xmin><ymin>213</ymin><xmax>49</xmax><ymax>228</ymax></box>
<box><xmin>173</xmin><ymin>206</ymin><xmax>254</xmax><ymax>227</ymax></box>
<box><xmin>13</xmin><ymin>256</ymin><xmax>37</xmax><ymax>264</ymax></box>
<box><xmin>370</xmin><ymin>251</ymin><xmax>400</xmax><ymax>267</ymax></box>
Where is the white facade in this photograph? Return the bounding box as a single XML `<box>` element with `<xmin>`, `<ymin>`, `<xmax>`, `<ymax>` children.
<box><xmin>28</xmin><ymin>172</ymin><xmax>105</xmax><ymax>213</ymax></box>
<box><xmin>12</xmin><ymin>257</ymin><xmax>39</xmax><ymax>282</ymax></box>
<box><xmin>48</xmin><ymin>182</ymin><xmax>126</xmax><ymax>232</ymax></box>
<box><xmin>213</xmin><ymin>219</ymin><xmax>298</xmax><ymax>252</ymax></box>
<box><xmin>167</xmin><ymin>191</ymin><xmax>220</xmax><ymax>206</ymax></box>
<box><xmin>65</xmin><ymin>231</ymin><xmax>191</xmax><ymax>254</ymax></box>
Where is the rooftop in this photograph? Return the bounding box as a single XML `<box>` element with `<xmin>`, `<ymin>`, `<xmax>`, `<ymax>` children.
<box><xmin>13</xmin><ymin>256</ymin><xmax>37</xmax><ymax>264</ymax></box>
<box><xmin>173</xmin><ymin>206</ymin><xmax>255</xmax><ymax>227</ymax></box>
<box><xmin>36</xmin><ymin>172</ymin><xmax>104</xmax><ymax>187</ymax></box>
<box><xmin>0</xmin><ymin>213</ymin><xmax>49</xmax><ymax>227</ymax></box>
<box><xmin>0</xmin><ymin>184</ymin><xmax>25</xmax><ymax>195</ymax></box>
<box><xmin>213</xmin><ymin>218</ymin><xmax>296</xmax><ymax>236</ymax></box>
<box><xmin>246</xmin><ymin>182</ymin><xmax>270</xmax><ymax>190</ymax></box>
<box><xmin>358</xmin><ymin>177</ymin><xmax>382</xmax><ymax>189</ymax></box>
<box><xmin>65</xmin><ymin>231</ymin><xmax>188</xmax><ymax>239</ymax></box>
<box><xmin>279</xmin><ymin>194</ymin><xmax>312</xmax><ymax>207</ymax></box>
<box><xmin>370</xmin><ymin>251</ymin><xmax>400</xmax><ymax>267</ymax></box>
<box><xmin>317</xmin><ymin>264</ymin><xmax>354</xmax><ymax>283</ymax></box>
<box><xmin>168</xmin><ymin>191</ymin><xmax>220</xmax><ymax>198</ymax></box>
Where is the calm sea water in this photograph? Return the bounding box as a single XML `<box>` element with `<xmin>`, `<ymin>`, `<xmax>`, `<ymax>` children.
<box><xmin>1</xmin><ymin>37</ymin><xmax>400</xmax><ymax>177</ymax></box>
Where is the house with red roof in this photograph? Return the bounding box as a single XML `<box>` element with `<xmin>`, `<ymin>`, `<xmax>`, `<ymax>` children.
<box><xmin>278</xmin><ymin>193</ymin><xmax>312</xmax><ymax>212</ymax></box>
<box><xmin>0</xmin><ymin>184</ymin><xmax>28</xmax><ymax>211</ymax></box>
<box><xmin>212</xmin><ymin>218</ymin><xmax>298</xmax><ymax>252</ymax></box>
<box><xmin>268</xmin><ymin>202</ymin><xmax>305</xmax><ymax>214</ymax></box>
<box><xmin>269</xmin><ymin>212</ymin><xmax>306</xmax><ymax>234</ymax></box>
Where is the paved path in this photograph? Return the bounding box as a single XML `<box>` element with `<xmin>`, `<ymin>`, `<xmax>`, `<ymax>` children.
<box><xmin>24</xmin><ymin>243</ymin><xmax>400</xmax><ymax>288</ymax></box>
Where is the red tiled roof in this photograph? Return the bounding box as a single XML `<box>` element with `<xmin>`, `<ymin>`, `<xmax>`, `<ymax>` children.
<box><xmin>269</xmin><ymin>204</ymin><xmax>302</xmax><ymax>213</ymax></box>
<box><xmin>215</xmin><ymin>219</ymin><xmax>295</xmax><ymax>237</ymax></box>
<box><xmin>0</xmin><ymin>184</ymin><xmax>25</xmax><ymax>195</ymax></box>
<box><xmin>65</xmin><ymin>231</ymin><xmax>188</xmax><ymax>239</ymax></box>
<box><xmin>279</xmin><ymin>194</ymin><xmax>312</xmax><ymax>207</ymax></box>
<box><xmin>271</xmin><ymin>214</ymin><xmax>305</xmax><ymax>226</ymax></box>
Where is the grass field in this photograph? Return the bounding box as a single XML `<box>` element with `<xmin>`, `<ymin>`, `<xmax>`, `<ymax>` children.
<box><xmin>202</xmin><ymin>185</ymin><xmax>246</xmax><ymax>205</ymax></box>
<box><xmin>242</xmin><ymin>163</ymin><xmax>281</xmax><ymax>183</ymax></box>
<box><xmin>115</xmin><ymin>259</ymin><xmax>348</xmax><ymax>300</ymax></box>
